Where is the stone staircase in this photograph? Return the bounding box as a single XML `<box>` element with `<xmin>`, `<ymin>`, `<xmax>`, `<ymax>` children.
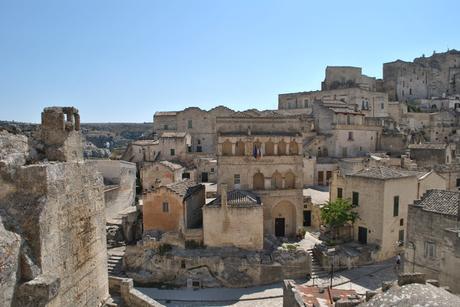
<box><xmin>108</xmin><ymin>247</ymin><xmax>126</xmax><ymax>277</ymax></box>
<box><xmin>307</xmin><ymin>248</ymin><xmax>330</xmax><ymax>280</ymax></box>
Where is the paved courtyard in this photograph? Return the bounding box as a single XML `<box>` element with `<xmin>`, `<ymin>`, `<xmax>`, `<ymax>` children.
<box><xmin>136</xmin><ymin>258</ymin><xmax>397</xmax><ymax>306</ymax></box>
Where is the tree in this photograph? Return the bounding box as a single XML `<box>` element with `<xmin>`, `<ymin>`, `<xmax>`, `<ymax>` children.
<box><xmin>320</xmin><ymin>198</ymin><xmax>359</xmax><ymax>240</ymax></box>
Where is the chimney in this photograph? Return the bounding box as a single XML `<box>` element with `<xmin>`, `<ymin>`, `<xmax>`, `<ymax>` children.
<box><xmin>221</xmin><ymin>184</ymin><xmax>228</xmax><ymax>207</ymax></box>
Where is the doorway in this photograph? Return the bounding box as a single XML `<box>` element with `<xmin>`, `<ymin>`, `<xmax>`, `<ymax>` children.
<box><xmin>358</xmin><ymin>226</ymin><xmax>368</xmax><ymax>245</ymax></box>
<box><xmin>275</xmin><ymin>218</ymin><xmax>285</xmax><ymax>237</ymax></box>
<box><xmin>303</xmin><ymin>210</ymin><xmax>311</xmax><ymax>227</ymax></box>
<box><xmin>201</xmin><ymin>172</ymin><xmax>208</xmax><ymax>183</ymax></box>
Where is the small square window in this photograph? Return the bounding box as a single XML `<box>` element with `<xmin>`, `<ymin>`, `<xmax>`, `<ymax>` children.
<box><xmin>352</xmin><ymin>192</ymin><xmax>359</xmax><ymax>207</ymax></box>
<box><xmin>234</xmin><ymin>174</ymin><xmax>240</xmax><ymax>185</ymax></box>
<box><xmin>210</xmin><ymin>168</ymin><xmax>215</xmax><ymax>173</ymax></box>
<box><xmin>162</xmin><ymin>202</ymin><xmax>169</xmax><ymax>213</ymax></box>
<box><xmin>170</xmin><ymin>149</ymin><xmax>175</xmax><ymax>156</ymax></box>
<box><xmin>424</xmin><ymin>241</ymin><xmax>436</xmax><ymax>258</ymax></box>
<box><xmin>337</xmin><ymin>188</ymin><xmax>343</xmax><ymax>199</ymax></box>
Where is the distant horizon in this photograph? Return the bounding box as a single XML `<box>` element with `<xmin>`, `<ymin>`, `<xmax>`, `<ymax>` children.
<box><xmin>1</xmin><ymin>0</ymin><xmax>459</xmax><ymax>123</ymax></box>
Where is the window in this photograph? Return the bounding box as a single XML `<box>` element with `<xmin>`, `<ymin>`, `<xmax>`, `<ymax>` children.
<box><xmin>164</xmin><ymin>124</ymin><xmax>168</xmax><ymax>130</ymax></box>
<box><xmin>170</xmin><ymin>149</ymin><xmax>175</xmax><ymax>156</ymax></box>
<box><xmin>393</xmin><ymin>196</ymin><xmax>399</xmax><ymax>216</ymax></box>
<box><xmin>352</xmin><ymin>192</ymin><xmax>359</xmax><ymax>207</ymax></box>
<box><xmin>424</xmin><ymin>241</ymin><xmax>436</xmax><ymax>258</ymax></box>
<box><xmin>304</xmin><ymin>99</ymin><xmax>309</xmax><ymax>108</ymax></box>
<box><xmin>398</xmin><ymin>230</ymin><xmax>404</xmax><ymax>244</ymax></box>
<box><xmin>381</xmin><ymin>103</ymin><xmax>384</xmax><ymax>110</ymax></box>
<box><xmin>337</xmin><ymin>188</ymin><xmax>343</xmax><ymax>199</ymax></box>
<box><xmin>162</xmin><ymin>202</ymin><xmax>169</xmax><ymax>213</ymax></box>
<box><xmin>400</xmin><ymin>218</ymin><xmax>404</xmax><ymax>226</ymax></box>
<box><xmin>342</xmin><ymin>147</ymin><xmax>348</xmax><ymax>157</ymax></box>
<box><xmin>210</xmin><ymin>168</ymin><xmax>215</xmax><ymax>173</ymax></box>
<box><xmin>234</xmin><ymin>174</ymin><xmax>240</xmax><ymax>185</ymax></box>
<box><xmin>348</xmin><ymin>132</ymin><xmax>354</xmax><ymax>141</ymax></box>
<box><xmin>456</xmin><ymin>178</ymin><xmax>460</xmax><ymax>188</ymax></box>
<box><xmin>188</xmin><ymin>120</ymin><xmax>193</xmax><ymax>129</ymax></box>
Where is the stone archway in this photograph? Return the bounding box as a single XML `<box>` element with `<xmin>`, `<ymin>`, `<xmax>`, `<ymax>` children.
<box><xmin>278</xmin><ymin>140</ymin><xmax>287</xmax><ymax>155</ymax></box>
<box><xmin>271</xmin><ymin>201</ymin><xmax>296</xmax><ymax>237</ymax></box>
<box><xmin>222</xmin><ymin>140</ymin><xmax>232</xmax><ymax>156</ymax></box>
<box><xmin>271</xmin><ymin>171</ymin><xmax>283</xmax><ymax>189</ymax></box>
<box><xmin>289</xmin><ymin>141</ymin><xmax>298</xmax><ymax>155</ymax></box>
<box><xmin>236</xmin><ymin>140</ymin><xmax>245</xmax><ymax>156</ymax></box>
<box><xmin>253</xmin><ymin>172</ymin><xmax>265</xmax><ymax>190</ymax></box>
<box><xmin>284</xmin><ymin>171</ymin><xmax>296</xmax><ymax>189</ymax></box>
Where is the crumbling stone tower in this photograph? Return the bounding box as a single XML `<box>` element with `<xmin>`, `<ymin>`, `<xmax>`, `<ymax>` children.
<box><xmin>41</xmin><ymin>106</ymin><xmax>83</xmax><ymax>161</ymax></box>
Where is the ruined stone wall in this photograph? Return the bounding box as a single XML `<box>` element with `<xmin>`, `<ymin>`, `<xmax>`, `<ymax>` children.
<box><xmin>203</xmin><ymin>205</ymin><xmax>264</xmax><ymax>250</ymax></box>
<box><xmin>0</xmin><ymin>161</ymin><xmax>109</xmax><ymax>306</ymax></box>
<box><xmin>86</xmin><ymin>159</ymin><xmax>136</xmax><ymax>221</ymax></box>
<box><xmin>409</xmin><ymin>148</ymin><xmax>448</xmax><ymax>168</ymax></box>
<box><xmin>322</xmin><ymin>66</ymin><xmax>377</xmax><ymax>91</ymax></box>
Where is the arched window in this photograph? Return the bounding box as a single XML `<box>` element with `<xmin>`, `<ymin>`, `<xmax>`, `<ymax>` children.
<box><xmin>265</xmin><ymin>141</ymin><xmax>275</xmax><ymax>156</ymax></box>
<box><xmin>285</xmin><ymin>172</ymin><xmax>295</xmax><ymax>189</ymax></box>
<box><xmin>236</xmin><ymin>140</ymin><xmax>245</xmax><ymax>156</ymax></box>
<box><xmin>222</xmin><ymin>140</ymin><xmax>232</xmax><ymax>156</ymax></box>
<box><xmin>289</xmin><ymin>141</ymin><xmax>298</xmax><ymax>155</ymax></box>
<box><xmin>253</xmin><ymin>172</ymin><xmax>265</xmax><ymax>190</ymax></box>
<box><xmin>278</xmin><ymin>140</ymin><xmax>287</xmax><ymax>155</ymax></box>
<box><xmin>271</xmin><ymin>171</ymin><xmax>283</xmax><ymax>189</ymax></box>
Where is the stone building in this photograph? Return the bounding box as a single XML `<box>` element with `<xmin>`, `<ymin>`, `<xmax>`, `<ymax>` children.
<box><xmin>121</xmin><ymin>139</ymin><xmax>159</xmax><ymax>166</ymax></box>
<box><xmin>408</xmin><ymin>143</ymin><xmax>457</xmax><ymax>168</ymax></box>
<box><xmin>405</xmin><ymin>189</ymin><xmax>460</xmax><ymax>293</ymax></box>
<box><xmin>310</xmin><ymin>101</ymin><xmax>382</xmax><ymax>158</ymax></box>
<box><xmin>153</xmin><ymin>106</ymin><xmax>235</xmax><ymax>154</ymax></box>
<box><xmin>203</xmin><ymin>185</ymin><xmax>264</xmax><ymax>250</ymax></box>
<box><xmin>321</xmin><ymin>66</ymin><xmax>380</xmax><ymax>92</ymax></box>
<box><xmin>140</xmin><ymin>160</ymin><xmax>185</xmax><ymax>191</ymax></box>
<box><xmin>383</xmin><ymin>49</ymin><xmax>460</xmax><ymax>101</ymax></box>
<box><xmin>215</xmin><ymin>115</ymin><xmax>304</xmax><ymax>238</ymax></box>
<box><xmin>434</xmin><ymin>163</ymin><xmax>460</xmax><ymax>191</ymax></box>
<box><xmin>279</xmin><ymin>72</ymin><xmax>389</xmax><ymax>119</ymax></box>
<box><xmin>0</xmin><ymin>107</ymin><xmax>109</xmax><ymax>306</ymax></box>
<box><xmin>329</xmin><ymin>166</ymin><xmax>443</xmax><ymax>261</ymax></box>
<box><xmin>143</xmin><ymin>180</ymin><xmax>205</xmax><ymax>234</ymax></box>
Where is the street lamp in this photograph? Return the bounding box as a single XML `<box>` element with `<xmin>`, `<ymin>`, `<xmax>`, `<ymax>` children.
<box><xmin>407</xmin><ymin>241</ymin><xmax>416</xmax><ymax>273</ymax></box>
<box><xmin>328</xmin><ymin>248</ymin><xmax>336</xmax><ymax>288</ymax></box>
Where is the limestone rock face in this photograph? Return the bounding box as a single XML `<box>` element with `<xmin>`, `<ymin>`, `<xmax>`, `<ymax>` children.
<box><xmin>0</xmin><ymin>217</ymin><xmax>21</xmax><ymax>306</ymax></box>
<box><xmin>123</xmin><ymin>244</ymin><xmax>310</xmax><ymax>288</ymax></box>
<box><xmin>0</xmin><ymin>130</ymin><xmax>29</xmax><ymax>166</ymax></box>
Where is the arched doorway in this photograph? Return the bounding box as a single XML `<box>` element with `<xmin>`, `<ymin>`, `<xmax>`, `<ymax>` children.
<box><xmin>271</xmin><ymin>171</ymin><xmax>283</xmax><ymax>189</ymax></box>
<box><xmin>253</xmin><ymin>172</ymin><xmax>265</xmax><ymax>190</ymax></box>
<box><xmin>222</xmin><ymin>140</ymin><xmax>232</xmax><ymax>156</ymax></box>
<box><xmin>236</xmin><ymin>140</ymin><xmax>245</xmax><ymax>156</ymax></box>
<box><xmin>289</xmin><ymin>141</ymin><xmax>298</xmax><ymax>155</ymax></box>
<box><xmin>271</xmin><ymin>201</ymin><xmax>297</xmax><ymax>237</ymax></box>
<box><xmin>278</xmin><ymin>140</ymin><xmax>286</xmax><ymax>155</ymax></box>
<box><xmin>284</xmin><ymin>171</ymin><xmax>296</xmax><ymax>189</ymax></box>
<box><xmin>265</xmin><ymin>141</ymin><xmax>275</xmax><ymax>156</ymax></box>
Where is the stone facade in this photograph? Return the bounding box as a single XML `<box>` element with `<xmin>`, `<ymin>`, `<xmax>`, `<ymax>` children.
<box><xmin>322</xmin><ymin>66</ymin><xmax>379</xmax><ymax>92</ymax></box>
<box><xmin>405</xmin><ymin>190</ymin><xmax>460</xmax><ymax>293</ymax></box>
<box><xmin>215</xmin><ymin>116</ymin><xmax>304</xmax><ymax>238</ymax></box>
<box><xmin>143</xmin><ymin>180</ymin><xmax>205</xmax><ymax>234</ymax></box>
<box><xmin>203</xmin><ymin>186</ymin><xmax>264</xmax><ymax>250</ymax></box>
<box><xmin>409</xmin><ymin>143</ymin><xmax>456</xmax><ymax>169</ymax></box>
<box><xmin>140</xmin><ymin>160</ymin><xmax>185</xmax><ymax>191</ymax></box>
<box><xmin>383</xmin><ymin>50</ymin><xmax>460</xmax><ymax>101</ymax></box>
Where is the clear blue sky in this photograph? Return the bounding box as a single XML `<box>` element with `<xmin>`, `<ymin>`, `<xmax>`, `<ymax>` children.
<box><xmin>1</xmin><ymin>0</ymin><xmax>459</xmax><ymax>123</ymax></box>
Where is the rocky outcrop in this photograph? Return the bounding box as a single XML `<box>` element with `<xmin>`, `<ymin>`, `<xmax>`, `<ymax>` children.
<box><xmin>123</xmin><ymin>243</ymin><xmax>310</xmax><ymax>288</ymax></box>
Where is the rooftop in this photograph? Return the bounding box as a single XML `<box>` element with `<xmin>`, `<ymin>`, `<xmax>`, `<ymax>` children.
<box><xmin>207</xmin><ymin>190</ymin><xmax>261</xmax><ymax>208</ymax></box>
<box><xmin>350</xmin><ymin>166</ymin><xmax>417</xmax><ymax>180</ymax></box>
<box><xmin>159</xmin><ymin>160</ymin><xmax>184</xmax><ymax>170</ymax></box>
<box><xmin>164</xmin><ymin>180</ymin><xmax>203</xmax><ymax>198</ymax></box>
<box><xmin>362</xmin><ymin>283</ymin><xmax>460</xmax><ymax>307</ymax></box>
<box><xmin>413</xmin><ymin>189</ymin><xmax>460</xmax><ymax>216</ymax></box>
<box><xmin>408</xmin><ymin>143</ymin><xmax>449</xmax><ymax>150</ymax></box>
<box><xmin>303</xmin><ymin>187</ymin><xmax>329</xmax><ymax>205</ymax></box>
<box><xmin>154</xmin><ymin>111</ymin><xmax>177</xmax><ymax>116</ymax></box>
